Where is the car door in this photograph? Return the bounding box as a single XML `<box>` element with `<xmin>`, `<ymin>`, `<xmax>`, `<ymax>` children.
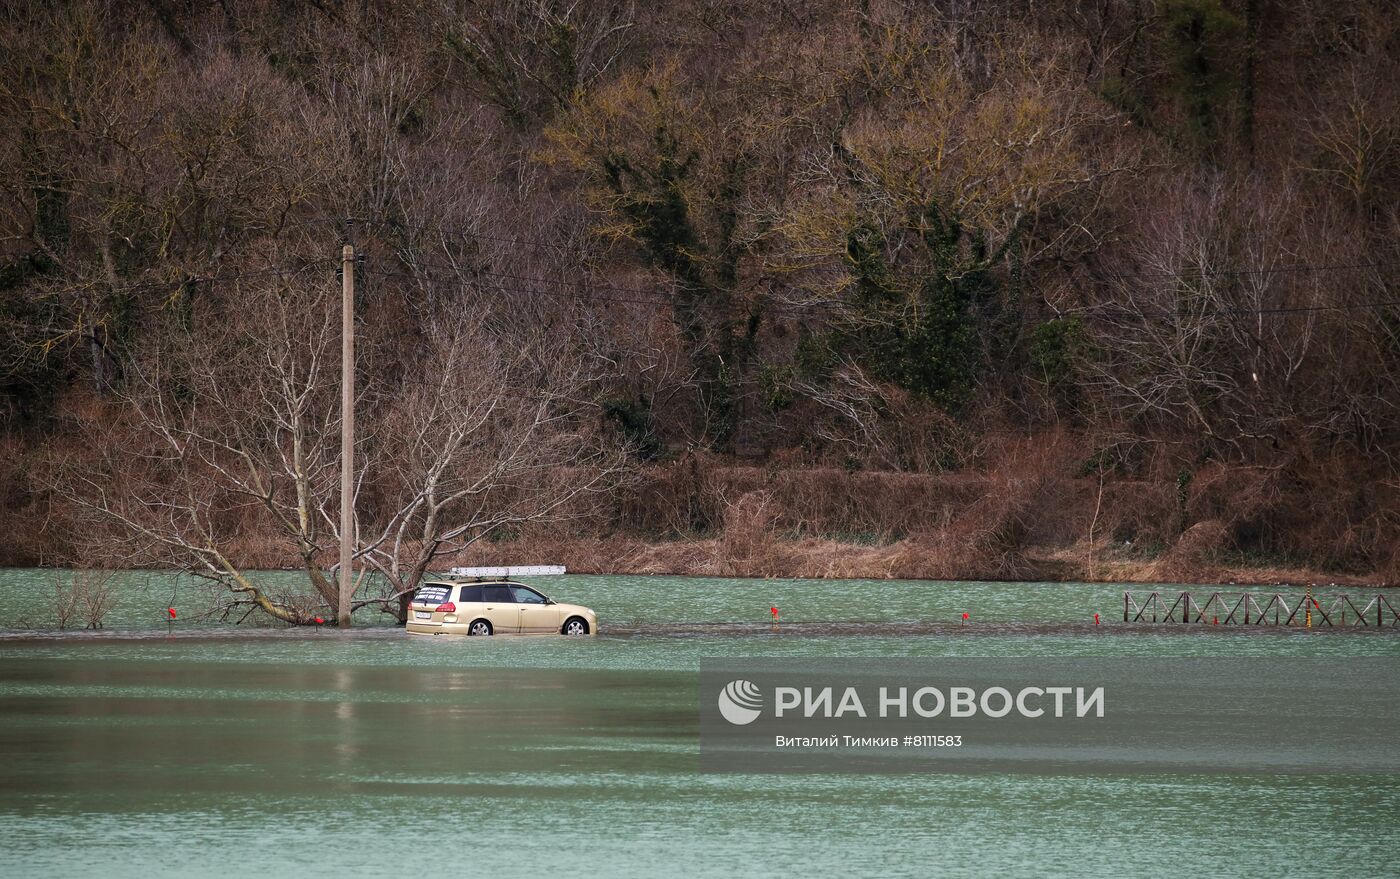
<box><xmin>454</xmin><ymin>584</ymin><xmax>483</xmax><ymax>616</ymax></box>
<box><xmin>511</xmin><ymin>585</ymin><xmax>559</xmax><ymax>634</ymax></box>
<box><xmin>479</xmin><ymin>584</ymin><xmax>519</xmax><ymax>633</ymax></box>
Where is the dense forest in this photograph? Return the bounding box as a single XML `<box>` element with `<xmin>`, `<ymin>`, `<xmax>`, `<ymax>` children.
<box><xmin>1</xmin><ymin>0</ymin><xmax>1397</xmax><ymax>619</ymax></box>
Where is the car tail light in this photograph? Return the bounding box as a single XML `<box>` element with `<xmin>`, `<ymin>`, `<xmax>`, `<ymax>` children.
<box><xmin>436</xmin><ymin>602</ymin><xmax>456</xmax><ymax>613</ymax></box>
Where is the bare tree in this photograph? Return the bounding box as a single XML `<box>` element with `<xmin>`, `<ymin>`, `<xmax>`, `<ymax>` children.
<box><xmin>352</xmin><ymin>300</ymin><xmax>632</xmax><ymax>622</ymax></box>
<box><xmin>440</xmin><ymin>0</ymin><xmax>637</xmax><ymax>126</ymax></box>
<box><xmin>53</xmin><ymin>269</ymin><xmax>628</xmax><ymax>625</ymax></box>
<box><xmin>1083</xmin><ymin>178</ymin><xmax>1342</xmax><ymax>456</ymax></box>
<box><xmin>53</xmin><ymin>271</ymin><xmax>343</xmax><ymax>623</ymax></box>
<box><xmin>51</xmin><ymin>569</ymin><xmax>118</xmax><ymax>630</ymax></box>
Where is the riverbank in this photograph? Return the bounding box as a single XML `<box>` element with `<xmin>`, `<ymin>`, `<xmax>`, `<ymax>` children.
<box><xmin>195</xmin><ymin>530</ymin><xmax>1389</xmax><ymax>588</ymax></box>
<box><xmin>6</xmin><ymin>446</ymin><xmax>1394</xmax><ymax>588</ymax></box>
<box><xmin>458</xmin><ymin>535</ymin><xmax>1392</xmax><ymax>587</ymax></box>
<box><xmin>6</xmin><ymin>570</ymin><xmax>1388</xmax><ymax>634</ymax></box>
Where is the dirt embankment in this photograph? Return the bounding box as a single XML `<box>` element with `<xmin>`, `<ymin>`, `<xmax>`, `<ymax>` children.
<box><xmin>3</xmin><ymin>442</ymin><xmax>1394</xmax><ymax>587</ymax></box>
<box><xmin>440</xmin><ymin>535</ymin><xmax>1380</xmax><ymax>587</ymax></box>
<box><xmin>465</xmin><ymin>452</ymin><xmax>1392</xmax><ymax>586</ymax></box>
<box><xmin>215</xmin><ymin>457</ymin><xmax>1398</xmax><ymax>587</ymax></box>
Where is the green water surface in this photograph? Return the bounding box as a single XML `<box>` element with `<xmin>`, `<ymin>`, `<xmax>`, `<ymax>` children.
<box><xmin>0</xmin><ymin>571</ymin><xmax>1396</xmax><ymax>878</ymax></box>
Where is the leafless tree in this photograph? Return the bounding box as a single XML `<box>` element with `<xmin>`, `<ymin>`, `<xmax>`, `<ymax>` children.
<box><xmin>52</xmin><ymin>271</ymin><xmax>344</xmax><ymax>623</ymax></box>
<box><xmin>52</xmin><ymin>269</ymin><xmax>628</xmax><ymax>625</ymax></box>
<box><xmin>1083</xmin><ymin>178</ymin><xmax>1345</xmax><ymax>456</ymax></box>
<box><xmin>439</xmin><ymin>0</ymin><xmax>637</xmax><ymax>125</ymax></box>
<box><xmin>51</xmin><ymin>569</ymin><xmax>117</xmax><ymax>630</ymax></box>
<box><xmin>352</xmin><ymin>299</ymin><xmax>632</xmax><ymax>622</ymax></box>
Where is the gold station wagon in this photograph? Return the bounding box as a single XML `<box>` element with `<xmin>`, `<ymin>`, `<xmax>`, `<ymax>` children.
<box><xmin>405</xmin><ymin>566</ymin><xmax>596</xmax><ymax>637</ymax></box>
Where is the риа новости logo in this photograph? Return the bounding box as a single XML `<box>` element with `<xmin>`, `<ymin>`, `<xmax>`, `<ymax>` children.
<box><xmin>718</xmin><ymin>680</ymin><xmax>763</xmax><ymax>725</ymax></box>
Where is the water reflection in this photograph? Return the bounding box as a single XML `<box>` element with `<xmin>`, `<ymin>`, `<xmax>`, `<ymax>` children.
<box><xmin>1</xmin><ymin>571</ymin><xmax>1398</xmax><ymax>877</ymax></box>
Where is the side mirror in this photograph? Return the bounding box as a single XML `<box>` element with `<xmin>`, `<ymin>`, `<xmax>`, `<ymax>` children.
<box><xmin>544</xmin><ymin>597</ymin><xmax>556</xmax><ymax>605</ymax></box>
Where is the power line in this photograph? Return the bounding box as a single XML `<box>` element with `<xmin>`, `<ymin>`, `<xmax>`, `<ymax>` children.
<box><xmin>200</xmin><ymin>205</ymin><xmax>1398</xmax><ymax>274</ymax></box>
<box><xmin>19</xmin><ymin>245</ymin><xmax>1399</xmax><ymax>323</ymax></box>
<box><xmin>370</xmin><ymin>239</ymin><xmax>1400</xmax><ymax>321</ymax></box>
<box><xmin>361</xmin><ymin>265</ymin><xmax>838</xmax><ymax>318</ymax></box>
<box><xmin>349</xmin><ymin>215</ymin><xmax>589</xmax><ymax>256</ymax></box>
<box><xmin>343</xmin><ymin>212</ymin><xmax>1400</xmax><ymax>281</ymax></box>
<box><xmin>40</xmin><ymin>207</ymin><xmax>1395</xmax><ymax>285</ymax></box>
<box><xmin>1069</xmin><ymin>296</ymin><xmax>1400</xmax><ymax>321</ymax></box>
<box><xmin>28</xmin><ymin>261</ymin><xmax>337</xmax><ymax>300</ymax></box>
<box><xmin>1161</xmin><ymin>260</ymin><xmax>1400</xmax><ymax>278</ymax></box>
<box><xmin>353</xmin><ymin>214</ymin><xmax>1400</xmax><ymax>278</ymax></box>
<box><xmin>389</xmin><ymin>255</ymin><xmax>676</xmax><ymax>298</ymax></box>
<box><xmin>366</xmin><ymin>262</ymin><xmax>1400</xmax><ymax>321</ymax></box>
<box><xmin>364</xmin><ymin>266</ymin><xmax>677</xmax><ymax>308</ymax></box>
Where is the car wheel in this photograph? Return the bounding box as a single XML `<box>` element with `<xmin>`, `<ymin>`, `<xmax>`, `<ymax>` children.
<box><xmin>562</xmin><ymin>617</ymin><xmax>589</xmax><ymax>636</ymax></box>
<box><xmin>468</xmin><ymin>619</ymin><xmax>493</xmax><ymax>636</ymax></box>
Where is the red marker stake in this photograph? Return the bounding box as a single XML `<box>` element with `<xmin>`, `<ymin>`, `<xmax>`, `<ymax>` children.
<box><xmin>961</xmin><ymin>612</ymin><xmax>969</xmax><ymax>626</ymax></box>
<box><xmin>167</xmin><ymin>607</ymin><xmax>176</xmax><ymax>635</ymax></box>
<box><xmin>1094</xmin><ymin>613</ymin><xmax>1100</xmax><ymax>626</ymax></box>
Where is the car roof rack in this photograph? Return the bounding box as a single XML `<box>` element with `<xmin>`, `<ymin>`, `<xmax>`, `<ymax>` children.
<box><xmin>447</xmin><ymin>565</ymin><xmax>566</xmax><ymax>578</ymax></box>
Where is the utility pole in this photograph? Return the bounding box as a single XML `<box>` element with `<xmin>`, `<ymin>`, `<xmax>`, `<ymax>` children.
<box><xmin>338</xmin><ymin>231</ymin><xmax>355</xmax><ymax>628</ymax></box>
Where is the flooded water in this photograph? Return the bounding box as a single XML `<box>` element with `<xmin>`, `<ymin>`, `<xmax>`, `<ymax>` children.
<box><xmin>1</xmin><ymin>570</ymin><xmax>1396</xmax><ymax>877</ymax></box>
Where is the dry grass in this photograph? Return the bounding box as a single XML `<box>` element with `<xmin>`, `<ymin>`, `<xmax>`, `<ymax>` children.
<box><xmin>1146</xmin><ymin>519</ymin><xmax>1230</xmax><ymax>583</ymax></box>
<box><xmin>6</xmin><ymin>416</ymin><xmax>1395</xmax><ymax>586</ymax></box>
<box><xmin>41</xmin><ymin>525</ymin><xmax>1389</xmax><ymax>587</ymax></box>
<box><xmin>450</xmin><ymin>532</ymin><xmax>1393</xmax><ymax>586</ymax></box>
<box><xmin>445</xmin><ymin>446</ymin><xmax>1395</xmax><ymax>585</ymax></box>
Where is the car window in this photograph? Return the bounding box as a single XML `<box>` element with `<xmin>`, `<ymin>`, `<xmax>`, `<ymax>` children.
<box><xmin>414</xmin><ymin>585</ymin><xmax>451</xmax><ymax>605</ymax></box>
<box><xmin>511</xmin><ymin>586</ymin><xmax>547</xmax><ymax>605</ymax></box>
<box><xmin>481</xmin><ymin>584</ymin><xmax>514</xmax><ymax>603</ymax></box>
<box><xmin>456</xmin><ymin>584</ymin><xmax>483</xmax><ymax>603</ymax></box>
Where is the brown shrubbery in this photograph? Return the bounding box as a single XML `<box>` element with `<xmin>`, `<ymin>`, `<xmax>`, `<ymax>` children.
<box><xmin>50</xmin><ymin>569</ymin><xmax>117</xmax><ymax>629</ymax></box>
<box><xmin>1</xmin><ymin>2</ymin><xmax>1397</xmax><ymax>589</ymax></box>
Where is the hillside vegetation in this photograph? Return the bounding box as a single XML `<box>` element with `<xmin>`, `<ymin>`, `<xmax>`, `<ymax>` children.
<box><xmin>1</xmin><ymin>0</ymin><xmax>1398</xmax><ymax>599</ymax></box>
